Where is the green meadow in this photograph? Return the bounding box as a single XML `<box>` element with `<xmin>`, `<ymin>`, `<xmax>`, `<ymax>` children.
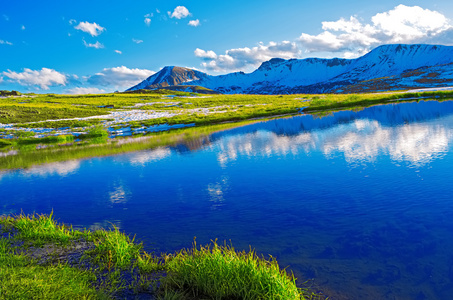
<box><xmin>2</xmin><ymin>89</ymin><xmax>453</xmax><ymax>126</ymax></box>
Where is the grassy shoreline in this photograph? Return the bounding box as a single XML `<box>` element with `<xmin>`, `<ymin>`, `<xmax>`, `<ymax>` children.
<box><xmin>0</xmin><ymin>213</ymin><xmax>325</xmax><ymax>299</ymax></box>
<box><xmin>2</xmin><ymin>89</ymin><xmax>453</xmax><ymax>171</ymax></box>
<box><xmin>2</xmin><ymin>89</ymin><xmax>453</xmax><ymax>129</ymax></box>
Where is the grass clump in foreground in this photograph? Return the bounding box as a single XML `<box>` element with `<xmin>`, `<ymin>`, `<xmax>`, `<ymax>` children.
<box><xmin>0</xmin><ymin>213</ymin><xmax>323</xmax><ymax>299</ymax></box>
<box><xmin>0</xmin><ymin>211</ymin><xmax>84</xmax><ymax>246</ymax></box>
<box><xmin>163</xmin><ymin>239</ymin><xmax>304</xmax><ymax>300</ymax></box>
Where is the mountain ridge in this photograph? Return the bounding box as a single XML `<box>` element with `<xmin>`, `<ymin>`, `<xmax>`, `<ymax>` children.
<box><xmin>128</xmin><ymin>44</ymin><xmax>453</xmax><ymax>94</ymax></box>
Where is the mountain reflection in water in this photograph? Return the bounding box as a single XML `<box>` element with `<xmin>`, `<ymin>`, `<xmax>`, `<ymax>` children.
<box><xmin>2</xmin><ymin>100</ymin><xmax>453</xmax><ymax>299</ymax></box>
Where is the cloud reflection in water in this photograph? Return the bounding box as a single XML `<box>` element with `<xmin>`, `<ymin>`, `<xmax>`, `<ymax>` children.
<box><xmin>210</xmin><ymin>101</ymin><xmax>453</xmax><ymax>168</ymax></box>
<box><xmin>22</xmin><ymin>160</ymin><xmax>81</xmax><ymax>177</ymax></box>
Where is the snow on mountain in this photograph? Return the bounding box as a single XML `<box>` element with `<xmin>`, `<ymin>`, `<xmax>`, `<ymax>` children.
<box><xmin>128</xmin><ymin>66</ymin><xmax>209</xmax><ymax>90</ymax></box>
<box><xmin>128</xmin><ymin>44</ymin><xmax>453</xmax><ymax>94</ymax></box>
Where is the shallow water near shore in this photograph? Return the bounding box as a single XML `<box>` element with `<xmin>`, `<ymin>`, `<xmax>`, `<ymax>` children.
<box><xmin>2</xmin><ymin>99</ymin><xmax>453</xmax><ymax>299</ymax></box>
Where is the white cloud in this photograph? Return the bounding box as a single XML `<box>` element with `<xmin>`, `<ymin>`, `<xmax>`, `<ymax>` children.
<box><xmin>83</xmin><ymin>40</ymin><xmax>104</xmax><ymax>49</ymax></box>
<box><xmin>188</xmin><ymin>19</ymin><xmax>200</xmax><ymax>27</ymax></box>
<box><xmin>372</xmin><ymin>5</ymin><xmax>450</xmax><ymax>39</ymax></box>
<box><xmin>2</xmin><ymin>68</ymin><xmax>67</xmax><ymax>90</ymax></box>
<box><xmin>69</xmin><ymin>19</ymin><xmax>77</xmax><ymax>25</ymax></box>
<box><xmin>144</xmin><ymin>14</ymin><xmax>153</xmax><ymax>26</ymax></box>
<box><xmin>87</xmin><ymin>66</ymin><xmax>155</xmax><ymax>88</ymax></box>
<box><xmin>21</xmin><ymin>25</ymin><xmax>25</xmax><ymax>30</ymax></box>
<box><xmin>114</xmin><ymin>50</ymin><xmax>122</xmax><ymax>54</ymax></box>
<box><xmin>0</xmin><ymin>40</ymin><xmax>13</xmax><ymax>46</ymax></box>
<box><xmin>66</xmin><ymin>87</ymin><xmax>106</xmax><ymax>94</ymax></box>
<box><xmin>132</xmin><ymin>38</ymin><xmax>143</xmax><ymax>44</ymax></box>
<box><xmin>168</xmin><ymin>6</ymin><xmax>191</xmax><ymax>19</ymax></box>
<box><xmin>74</xmin><ymin>21</ymin><xmax>105</xmax><ymax>37</ymax></box>
<box><xmin>195</xmin><ymin>41</ymin><xmax>300</xmax><ymax>72</ymax></box>
<box><xmin>299</xmin><ymin>5</ymin><xmax>453</xmax><ymax>56</ymax></box>
<box><xmin>194</xmin><ymin>48</ymin><xmax>217</xmax><ymax>59</ymax></box>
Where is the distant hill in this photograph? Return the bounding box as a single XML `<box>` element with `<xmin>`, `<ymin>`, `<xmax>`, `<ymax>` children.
<box><xmin>155</xmin><ymin>85</ymin><xmax>218</xmax><ymax>94</ymax></box>
<box><xmin>127</xmin><ymin>44</ymin><xmax>453</xmax><ymax>94</ymax></box>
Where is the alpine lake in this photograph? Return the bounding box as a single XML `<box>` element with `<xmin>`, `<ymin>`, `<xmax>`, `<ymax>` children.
<box><xmin>2</xmin><ymin>99</ymin><xmax>453</xmax><ymax>299</ymax></box>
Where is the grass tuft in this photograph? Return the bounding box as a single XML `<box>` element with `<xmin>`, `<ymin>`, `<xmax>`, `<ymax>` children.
<box><xmin>87</xmin><ymin>226</ymin><xmax>142</xmax><ymax>269</ymax></box>
<box><xmin>0</xmin><ymin>211</ymin><xmax>83</xmax><ymax>246</ymax></box>
<box><xmin>162</xmin><ymin>239</ymin><xmax>304</xmax><ymax>300</ymax></box>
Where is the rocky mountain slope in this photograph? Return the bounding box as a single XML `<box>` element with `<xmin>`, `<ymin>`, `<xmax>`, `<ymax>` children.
<box><xmin>128</xmin><ymin>44</ymin><xmax>453</xmax><ymax>94</ymax></box>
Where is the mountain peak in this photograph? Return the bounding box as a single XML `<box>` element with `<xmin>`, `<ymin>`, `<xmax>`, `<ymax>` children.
<box><xmin>127</xmin><ymin>66</ymin><xmax>209</xmax><ymax>91</ymax></box>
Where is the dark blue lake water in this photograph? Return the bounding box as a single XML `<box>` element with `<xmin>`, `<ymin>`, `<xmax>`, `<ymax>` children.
<box><xmin>2</xmin><ymin>100</ymin><xmax>453</xmax><ymax>299</ymax></box>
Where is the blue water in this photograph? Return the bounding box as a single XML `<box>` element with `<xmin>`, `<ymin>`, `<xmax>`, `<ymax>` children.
<box><xmin>2</xmin><ymin>100</ymin><xmax>453</xmax><ymax>299</ymax></box>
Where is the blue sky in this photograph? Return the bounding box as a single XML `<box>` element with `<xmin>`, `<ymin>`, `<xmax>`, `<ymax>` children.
<box><xmin>2</xmin><ymin>0</ymin><xmax>453</xmax><ymax>94</ymax></box>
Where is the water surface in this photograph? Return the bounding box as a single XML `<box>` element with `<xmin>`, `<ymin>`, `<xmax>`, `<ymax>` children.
<box><xmin>2</xmin><ymin>100</ymin><xmax>453</xmax><ymax>299</ymax></box>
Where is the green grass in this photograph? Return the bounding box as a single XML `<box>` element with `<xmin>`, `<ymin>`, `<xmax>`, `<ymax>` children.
<box><xmin>0</xmin><ymin>241</ymin><xmax>102</xmax><ymax>300</ymax></box>
<box><xmin>162</xmin><ymin>240</ymin><xmax>304</xmax><ymax>300</ymax></box>
<box><xmin>87</xmin><ymin>226</ymin><xmax>142</xmax><ymax>269</ymax></box>
<box><xmin>0</xmin><ymin>215</ymin><xmax>105</xmax><ymax>299</ymax></box>
<box><xmin>0</xmin><ymin>213</ymin><xmax>324</xmax><ymax>299</ymax></box>
<box><xmin>16</xmin><ymin>135</ymin><xmax>75</xmax><ymax>145</ymax></box>
<box><xmin>14</xmin><ymin>119</ymin><xmax>111</xmax><ymax>129</ymax></box>
<box><xmin>2</xmin><ymin>90</ymin><xmax>452</xmax><ymax>126</ymax></box>
<box><xmin>0</xmin><ymin>212</ymin><xmax>84</xmax><ymax>246</ymax></box>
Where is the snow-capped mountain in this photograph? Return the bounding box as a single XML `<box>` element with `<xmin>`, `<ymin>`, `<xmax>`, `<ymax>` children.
<box><xmin>129</xmin><ymin>66</ymin><xmax>209</xmax><ymax>90</ymax></box>
<box><xmin>127</xmin><ymin>44</ymin><xmax>453</xmax><ymax>94</ymax></box>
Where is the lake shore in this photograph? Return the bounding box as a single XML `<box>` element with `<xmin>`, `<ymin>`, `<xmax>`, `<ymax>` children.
<box><xmin>0</xmin><ymin>213</ymin><xmax>326</xmax><ymax>299</ymax></box>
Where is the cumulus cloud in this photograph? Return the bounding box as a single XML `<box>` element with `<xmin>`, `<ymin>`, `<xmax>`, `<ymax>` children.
<box><xmin>0</xmin><ymin>40</ymin><xmax>12</xmax><ymax>46</ymax></box>
<box><xmin>83</xmin><ymin>40</ymin><xmax>104</xmax><ymax>49</ymax></box>
<box><xmin>188</xmin><ymin>19</ymin><xmax>200</xmax><ymax>27</ymax></box>
<box><xmin>66</xmin><ymin>87</ymin><xmax>106</xmax><ymax>94</ymax></box>
<box><xmin>132</xmin><ymin>38</ymin><xmax>143</xmax><ymax>44</ymax></box>
<box><xmin>87</xmin><ymin>66</ymin><xmax>155</xmax><ymax>88</ymax></box>
<box><xmin>74</xmin><ymin>21</ymin><xmax>105</xmax><ymax>36</ymax></box>
<box><xmin>2</xmin><ymin>68</ymin><xmax>67</xmax><ymax>90</ymax></box>
<box><xmin>168</xmin><ymin>6</ymin><xmax>191</xmax><ymax>19</ymax></box>
<box><xmin>194</xmin><ymin>48</ymin><xmax>217</xmax><ymax>59</ymax></box>
<box><xmin>195</xmin><ymin>41</ymin><xmax>300</xmax><ymax>72</ymax></box>
<box><xmin>114</xmin><ymin>50</ymin><xmax>122</xmax><ymax>54</ymax></box>
<box><xmin>299</xmin><ymin>5</ymin><xmax>453</xmax><ymax>57</ymax></box>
